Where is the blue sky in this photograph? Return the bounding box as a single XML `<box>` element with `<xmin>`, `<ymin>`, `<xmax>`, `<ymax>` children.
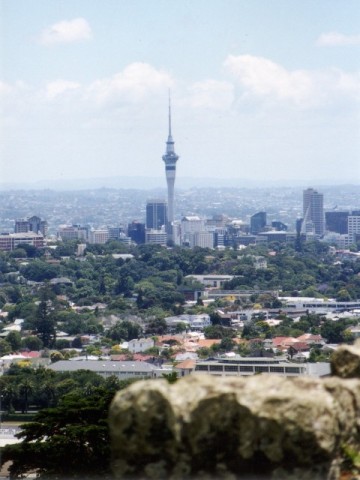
<box><xmin>1</xmin><ymin>0</ymin><xmax>359</xmax><ymax>186</ymax></box>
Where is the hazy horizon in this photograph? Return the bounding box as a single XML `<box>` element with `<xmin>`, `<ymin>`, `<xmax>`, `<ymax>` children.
<box><xmin>0</xmin><ymin>174</ymin><xmax>359</xmax><ymax>192</ymax></box>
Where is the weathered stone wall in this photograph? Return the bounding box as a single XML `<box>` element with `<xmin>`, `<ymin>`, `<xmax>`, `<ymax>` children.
<box><xmin>109</xmin><ymin>342</ymin><xmax>360</xmax><ymax>480</ymax></box>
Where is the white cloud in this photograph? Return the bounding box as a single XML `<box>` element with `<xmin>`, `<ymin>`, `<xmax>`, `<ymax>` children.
<box><xmin>87</xmin><ymin>62</ymin><xmax>173</xmax><ymax>106</ymax></box>
<box><xmin>0</xmin><ymin>81</ymin><xmax>29</xmax><ymax>97</ymax></box>
<box><xmin>0</xmin><ymin>81</ymin><xmax>14</xmax><ymax>96</ymax></box>
<box><xmin>39</xmin><ymin>18</ymin><xmax>92</xmax><ymax>45</ymax></box>
<box><xmin>187</xmin><ymin>80</ymin><xmax>234</xmax><ymax>109</ymax></box>
<box><xmin>45</xmin><ymin>80</ymin><xmax>81</xmax><ymax>99</ymax></box>
<box><xmin>223</xmin><ymin>54</ymin><xmax>360</xmax><ymax>108</ymax></box>
<box><xmin>224</xmin><ymin>54</ymin><xmax>313</xmax><ymax>106</ymax></box>
<box><xmin>317</xmin><ymin>32</ymin><xmax>360</xmax><ymax>46</ymax></box>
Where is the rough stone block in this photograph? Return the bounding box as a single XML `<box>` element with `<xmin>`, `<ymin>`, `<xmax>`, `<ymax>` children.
<box><xmin>109</xmin><ymin>375</ymin><xmax>360</xmax><ymax>479</ymax></box>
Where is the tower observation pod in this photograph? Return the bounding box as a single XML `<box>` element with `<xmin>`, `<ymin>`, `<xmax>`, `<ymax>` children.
<box><xmin>162</xmin><ymin>95</ymin><xmax>179</xmax><ymax>241</ymax></box>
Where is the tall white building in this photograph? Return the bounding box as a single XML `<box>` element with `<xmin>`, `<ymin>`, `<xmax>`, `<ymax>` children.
<box><xmin>88</xmin><ymin>229</ymin><xmax>109</xmax><ymax>244</ymax></box>
<box><xmin>181</xmin><ymin>216</ymin><xmax>205</xmax><ymax>246</ymax></box>
<box><xmin>145</xmin><ymin>227</ymin><xmax>167</xmax><ymax>246</ymax></box>
<box><xmin>302</xmin><ymin>188</ymin><xmax>324</xmax><ymax>236</ymax></box>
<box><xmin>58</xmin><ymin>225</ymin><xmax>88</xmax><ymax>241</ymax></box>
<box><xmin>191</xmin><ymin>231</ymin><xmax>214</xmax><ymax>249</ymax></box>
<box><xmin>348</xmin><ymin>216</ymin><xmax>360</xmax><ymax>245</ymax></box>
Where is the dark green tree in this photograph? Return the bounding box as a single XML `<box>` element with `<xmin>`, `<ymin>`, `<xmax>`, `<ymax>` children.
<box><xmin>106</xmin><ymin>320</ymin><xmax>142</xmax><ymax>342</ymax></box>
<box><xmin>6</xmin><ymin>331</ymin><xmax>22</xmax><ymax>351</ymax></box>
<box><xmin>161</xmin><ymin>372</ymin><xmax>178</xmax><ymax>383</ymax></box>
<box><xmin>1</xmin><ymin>384</ymin><xmax>130</xmax><ymax>479</ymax></box>
<box><xmin>19</xmin><ymin>379</ymin><xmax>34</xmax><ymax>413</ymax></box>
<box><xmin>34</xmin><ymin>298</ymin><xmax>56</xmax><ymax>348</ymax></box>
<box><xmin>21</xmin><ymin>336</ymin><xmax>43</xmax><ymax>351</ymax></box>
<box><xmin>0</xmin><ymin>339</ymin><xmax>11</xmax><ymax>356</ymax></box>
<box><xmin>204</xmin><ymin>325</ymin><xmax>236</xmax><ymax>339</ymax></box>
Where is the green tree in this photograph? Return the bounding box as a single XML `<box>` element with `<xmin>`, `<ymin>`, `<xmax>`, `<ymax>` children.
<box><xmin>161</xmin><ymin>372</ymin><xmax>178</xmax><ymax>384</ymax></box>
<box><xmin>16</xmin><ymin>243</ymin><xmax>40</xmax><ymax>258</ymax></box>
<box><xmin>6</xmin><ymin>331</ymin><xmax>22</xmax><ymax>351</ymax></box>
<box><xmin>50</xmin><ymin>351</ymin><xmax>64</xmax><ymax>363</ymax></box>
<box><xmin>218</xmin><ymin>336</ymin><xmax>236</xmax><ymax>352</ymax></box>
<box><xmin>54</xmin><ymin>339</ymin><xmax>71</xmax><ymax>350</ymax></box>
<box><xmin>204</xmin><ymin>325</ymin><xmax>235</xmax><ymax>339</ymax></box>
<box><xmin>175</xmin><ymin>322</ymin><xmax>187</xmax><ymax>333</ymax></box>
<box><xmin>1</xmin><ymin>384</ymin><xmax>129</xmax><ymax>479</ymax></box>
<box><xmin>34</xmin><ymin>298</ymin><xmax>56</xmax><ymax>348</ymax></box>
<box><xmin>20</xmin><ymin>260</ymin><xmax>59</xmax><ymax>282</ymax></box>
<box><xmin>0</xmin><ymin>339</ymin><xmax>11</xmax><ymax>356</ymax></box>
<box><xmin>106</xmin><ymin>320</ymin><xmax>142</xmax><ymax>342</ymax></box>
<box><xmin>114</xmin><ymin>275</ymin><xmax>134</xmax><ymax>297</ymax></box>
<box><xmin>145</xmin><ymin>317</ymin><xmax>167</xmax><ymax>335</ymax></box>
<box><xmin>39</xmin><ymin>381</ymin><xmax>57</xmax><ymax>408</ymax></box>
<box><xmin>2</xmin><ymin>383</ymin><xmax>18</xmax><ymax>413</ymax></box>
<box><xmin>19</xmin><ymin>379</ymin><xmax>34</xmax><ymax>413</ymax></box>
<box><xmin>321</xmin><ymin>319</ymin><xmax>351</xmax><ymax>344</ymax></box>
<box><xmin>21</xmin><ymin>336</ymin><xmax>43</xmax><ymax>351</ymax></box>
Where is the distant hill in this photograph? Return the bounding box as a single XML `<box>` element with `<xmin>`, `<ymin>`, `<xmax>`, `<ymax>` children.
<box><xmin>1</xmin><ymin>176</ymin><xmax>357</xmax><ymax>191</ymax></box>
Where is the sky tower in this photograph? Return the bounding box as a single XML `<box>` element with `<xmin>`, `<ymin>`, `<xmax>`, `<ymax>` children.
<box><xmin>162</xmin><ymin>95</ymin><xmax>179</xmax><ymax>239</ymax></box>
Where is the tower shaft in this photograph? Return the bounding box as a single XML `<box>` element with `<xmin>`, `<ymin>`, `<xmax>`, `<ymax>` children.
<box><xmin>162</xmin><ymin>96</ymin><xmax>179</xmax><ymax>239</ymax></box>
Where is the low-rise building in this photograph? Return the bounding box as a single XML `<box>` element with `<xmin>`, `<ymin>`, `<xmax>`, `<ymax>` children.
<box><xmin>193</xmin><ymin>355</ymin><xmax>330</xmax><ymax>378</ymax></box>
<box><xmin>165</xmin><ymin>314</ymin><xmax>211</xmax><ymax>331</ymax></box>
<box><xmin>185</xmin><ymin>274</ymin><xmax>234</xmax><ymax>288</ymax></box>
<box><xmin>0</xmin><ymin>232</ymin><xmax>45</xmax><ymax>251</ymax></box>
<box><xmin>48</xmin><ymin>359</ymin><xmax>163</xmax><ymax>379</ymax></box>
<box><xmin>280</xmin><ymin>296</ymin><xmax>360</xmax><ymax>313</ymax></box>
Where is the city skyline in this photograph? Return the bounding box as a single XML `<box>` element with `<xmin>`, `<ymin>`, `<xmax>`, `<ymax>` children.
<box><xmin>1</xmin><ymin>0</ymin><xmax>359</xmax><ymax>186</ymax></box>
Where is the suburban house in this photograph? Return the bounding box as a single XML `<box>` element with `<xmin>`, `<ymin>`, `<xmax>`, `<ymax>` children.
<box><xmin>127</xmin><ymin>338</ymin><xmax>154</xmax><ymax>353</ymax></box>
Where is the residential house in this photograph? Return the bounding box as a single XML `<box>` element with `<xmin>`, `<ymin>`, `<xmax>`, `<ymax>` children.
<box><xmin>127</xmin><ymin>338</ymin><xmax>154</xmax><ymax>353</ymax></box>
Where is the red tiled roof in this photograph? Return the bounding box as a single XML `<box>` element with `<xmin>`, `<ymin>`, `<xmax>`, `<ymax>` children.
<box><xmin>296</xmin><ymin>333</ymin><xmax>324</xmax><ymax>343</ymax></box>
<box><xmin>111</xmin><ymin>354</ymin><xmax>132</xmax><ymax>361</ymax></box>
<box><xmin>197</xmin><ymin>339</ymin><xmax>221</xmax><ymax>348</ymax></box>
<box><xmin>175</xmin><ymin>360</ymin><xmax>196</xmax><ymax>370</ymax></box>
<box><xmin>291</xmin><ymin>342</ymin><xmax>310</xmax><ymax>351</ymax></box>
<box><xmin>272</xmin><ymin>337</ymin><xmax>297</xmax><ymax>347</ymax></box>
<box><xmin>20</xmin><ymin>351</ymin><xmax>41</xmax><ymax>358</ymax></box>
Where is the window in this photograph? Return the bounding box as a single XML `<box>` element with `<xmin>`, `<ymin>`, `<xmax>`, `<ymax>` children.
<box><xmin>254</xmin><ymin>366</ymin><xmax>269</xmax><ymax>373</ymax></box>
<box><xmin>209</xmin><ymin>365</ymin><xmax>223</xmax><ymax>371</ymax></box>
<box><xmin>239</xmin><ymin>365</ymin><xmax>253</xmax><ymax>372</ymax></box>
<box><xmin>285</xmin><ymin>367</ymin><xmax>300</xmax><ymax>374</ymax></box>
<box><xmin>224</xmin><ymin>365</ymin><xmax>238</xmax><ymax>372</ymax></box>
<box><xmin>195</xmin><ymin>365</ymin><xmax>208</xmax><ymax>371</ymax></box>
<box><xmin>270</xmin><ymin>366</ymin><xmax>284</xmax><ymax>373</ymax></box>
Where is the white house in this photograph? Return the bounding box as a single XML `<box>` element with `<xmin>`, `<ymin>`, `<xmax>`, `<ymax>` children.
<box><xmin>128</xmin><ymin>338</ymin><xmax>155</xmax><ymax>353</ymax></box>
<box><xmin>165</xmin><ymin>314</ymin><xmax>211</xmax><ymax>331</ymax></box>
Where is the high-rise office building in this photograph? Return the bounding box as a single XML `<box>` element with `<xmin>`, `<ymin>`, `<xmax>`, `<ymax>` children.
<box><xmin>303</xmin><ymin>188</ymin><xmax>324</xmax><ymax>236</ymax></box>
<box><xmin>162</xmin><ymin>96</ymin><xmax>179</xmax><ymax>240</ymax></box>
<box><xmin>325</xmin><ymin>211</ymin><xmax>349</xmax><ymax>235</ymax></box>
<box><xmin>271</xmin><ymin>221</ymin><xmax>288</xmax><ymax>232</ymax></box>
<box><xmin>348</xmin><ymin>215</ymin><xmax>360</xmax><ymax>245</ymax></box>
<box><xmin>15</xmin><ymin>216</ymin><xmax>48</xmax><ymax>237</ymax></box>
<box><xmin>250</xmin><ymin>212</ymin><xmax>267</xmax><ymax>234</ymax></box>
<box><xmin>146</xmin><ymin>199</ymin><xmax>168</xmax><ymax>230</ymax></box>
<box><xmin>127</xmin><ymin>222</ymin><xmax>145</xmax><ymax>245</ymax></box>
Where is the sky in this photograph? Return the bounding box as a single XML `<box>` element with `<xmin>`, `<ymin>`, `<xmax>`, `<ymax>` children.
<box><xmin>0</xmin><ymin>0</ymin><xmax>359</xmax><ymax>187</ymax></box>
